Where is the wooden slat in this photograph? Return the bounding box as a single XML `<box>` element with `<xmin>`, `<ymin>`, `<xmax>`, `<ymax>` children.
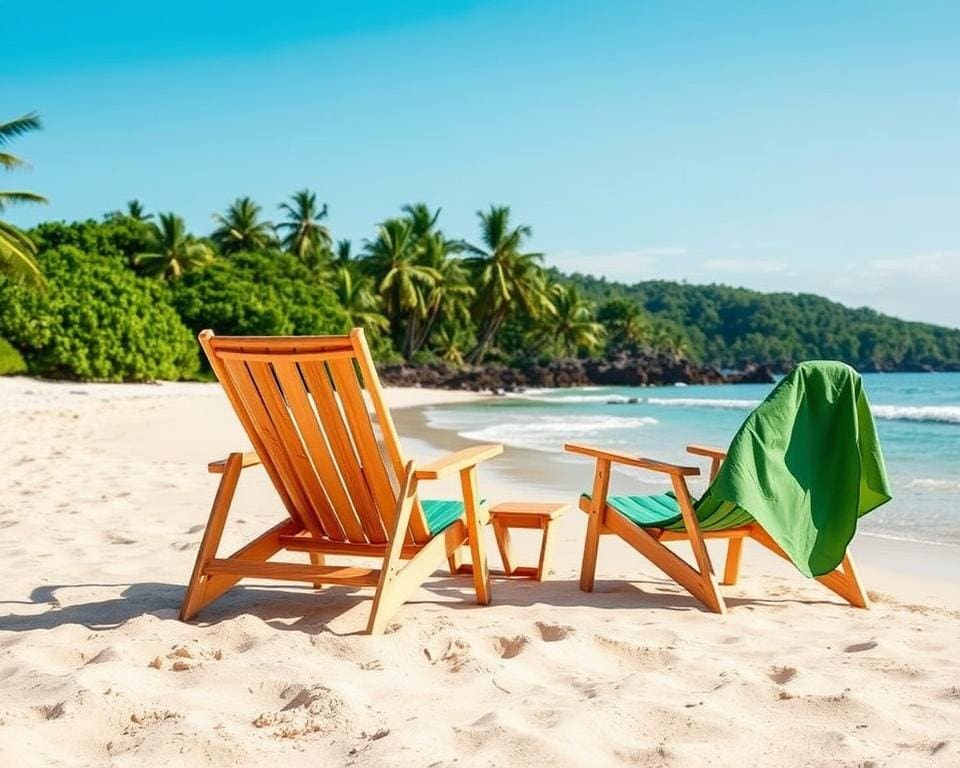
<box><xmin>208</xmin><ymin>452</ymin><xmax>261</xmax><ymax>474</ymax></box>
<box><xmin>221</xmin><ymin>358</ymin><xmax>323</xmax><ymax>538</ymax></box>
<box><xmin>328</xmin><ymin>357</ymin><xmax>393</xmax><ymax>542</ymax></box>
<box><xmin>246</xmin><ymin>360</ymin><xmax>341</xmax><ymax>539</ymax></box>
<box><xmin>300</xmin><ymin>361</ymin><xmax>381</xmax><ymax>541</ymax></box>
<box><xmin>209</xmin><ymin>335</ymin><xmax>353</xmax><ymax>352</ymax></box>
<box><xmin>565</xmin><ymin>442</ymin><xmax>701</xmax><ymax>477</ymax></box>
<box><xmin>415</xmin><ymin>444</ymin><xmax>505</xmax><ymax>480</ymax></box>
<box><xmin>350</xmin><ymin>328</ymin><xmax>430</xmax><ymax>543</ymax></box>
<box><xmin>489</xmin><ymin>501</ymin><xmax>567</xmax><ymax>519</ymax></box>
<box><xmin>273</xmin><ymin>361</ymin><xmax>367</xmax><ymax>542</ymax></box>
<box><xmin>279</xmin><ymin>535</ymin><xmax>425</xmax><ymax>559</ymax></box>
<box><xmin>203</xmin><ymin>559</ymin><xmax>381</xmax><ymax>586</ymax></box>
<box><xmin>216</xmin><ymin>349</ymin><xmax>356</xmax><ymax>363</ymax></box>
<box><xmin>658</xmin><ymin>527</ymin><xmax>752</xmax><ymax>541</ymax></box>
<box><xmin>194</xmin><ymin>519</ymin><xmax>300</xmax><ymax>612</ymax></box>
<box><xmin>488</xmin><ymin>512</ymin><xmax>553</xmax><ymax>529</ymax></box>
<box><xmin>199</xmin><ymin>332</ymin><xmax>298</xmax><ymax>523</ymax></box>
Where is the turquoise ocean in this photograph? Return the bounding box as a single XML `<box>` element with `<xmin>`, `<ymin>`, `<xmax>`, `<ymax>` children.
<box><xmin>424</xmin><ymin>372</ymin><xmax>960</xmax><ymax>548</ymax></box>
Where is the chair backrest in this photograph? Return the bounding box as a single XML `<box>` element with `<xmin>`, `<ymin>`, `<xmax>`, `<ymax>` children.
<box><xmin>200</xmin><ymin>328</ymin><xmax>432</xmax><ymax>544</ymax></box>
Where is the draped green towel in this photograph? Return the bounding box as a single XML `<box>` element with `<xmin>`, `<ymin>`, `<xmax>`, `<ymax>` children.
<box><xmin>587</xmin><ymin>361</ymin><xmax>891</xmax><ymax>577</ymax></box>
<box><xmin>702</xmin><ymin>361</ymin><xmax>890</xmax><ymax>576</ymax></box>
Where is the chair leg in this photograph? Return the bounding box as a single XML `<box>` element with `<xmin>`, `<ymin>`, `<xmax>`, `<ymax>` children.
<box><xmin>447</xmin><ymin>546</ymin><xmax>462</xmax><ymax>575</ymax></box>
<box><xmin>671</xmin><ymin>477</ymin><xmax>725</xmax><ymax>614</ymax></box>
<box><xmin>536</xmin><ymin>520</ymin><xmax>556</xmax><ymax>581</ymax></box>
<box><xmin>581</xmin><ymin>458</ymin><xmax>611</xmax><ymax>592</ymax></box>
<box><xmin>750</xmin><ymin>527</ymin><xmax>870</xmax><ymax>609</ymax></box>
<box><xmin>722</xmin><ymin>538</ymin><xmax>744</xmax><ymax>586</ymax></box>
<box><xmin>181</xmin><ymin>453</ymin><xmax>242</xmax><ymax>622</ymax></box>
<box><xmin>367</xmin><ymin>462</ymin><xmax>420</xmax><ymax>635</ymax></box>
<box><xmin>492</xmin><ymin>519</ymin><xmax>515</xmax><ymax>576</ymax></box>
<box><xmin>459</xmin><ymin>465</ymin><xmax>490</xmax><ymax>605</ymax></box>
<box><xmin>309</xmin><ymin>552</ymin><xmax>325</xmax><ymax>589</ymax></box>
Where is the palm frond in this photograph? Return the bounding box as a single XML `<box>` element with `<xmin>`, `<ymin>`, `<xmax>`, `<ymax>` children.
<box><xmin>0</xmin><ymin>221</ymin><xmax>44</xmax><ymax>286</ymax></box>
<box><xmin>0</xmin><ymin>191</ymin><xmax>48</xmax><ymax>212</ymax></box>
<box><xmin>0</xmin><ymin>113</ymin><xmax>42</xmax><ymax>146</ymax></box>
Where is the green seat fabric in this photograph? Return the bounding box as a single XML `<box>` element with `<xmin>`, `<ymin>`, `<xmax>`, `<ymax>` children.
<box><xmin>580</xmin><ymin>491</ymin><xmax>755</xmax><ymax>532</ymax></box>
<box><xmin>581</xmin><ymin>361</ymin><xmax>892</xmax><ymax>577</ymax></box>
<box><xmin>422</xmin><ymin>499</ymin><xmax>468</xmax><ymax>536</ymax></box>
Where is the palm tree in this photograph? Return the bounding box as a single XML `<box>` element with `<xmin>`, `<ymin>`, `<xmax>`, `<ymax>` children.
<box><xmin>333</xmin><ymin>239</ymin><xmax>352</xmax><ymax>266</ymax></box>
<box><xmin>126</xmin><ymin>199</ymin><xmax>152</xmax><ymax>221</ymax></box>
<box><xmin>597</xmin><ymin>298</ymin><xmax>649</xmax><ymax>350</ymax></box>
<box><xmin>332</xmin><ymin>265</ymin><xmax>390</xmax><ymax>334</ymax></box>
<box><xmin>401</xmin><ymin>202</ymin><xmax>441</xmax><ymax>239</ymax></box>
<box><xmin>107</xmin><ymin>199</ymin><xmax>153</xmax><ymax>222</ymax></box>
<box><xmin>211</xmin><ymin>196</ymin><xmax>275</xmax><ymax>254</ymax></box>
<box><xmin>463</xmin><ymin>205</ymin><xmax>552</xmax><ymax>364</ymax></box>
<box><xmin>277</xmin><ymin>189</ymin><xmax>331</xmax><ymax>261</ymax></box>
<box><xmin>540</xmin><ymin>284</ymin><xmax>604</xmax><ymax>357</ymax></box>
<box><xmin>135</xmin><ymin>212</ymin><xmax>213</xmax><ymax>279</ymax></box>
<box><xmin>410</xmin><ymin>232</ymin><xmax>473</xmax><ymax>356</ymax></box>
<box><xmin>362</xmin><ymin>218</ymin><xmax>438</xmax><ymax>359</ymax></box>
<box><xmin>0</xmin><ymin>112</ymin><xmax>47</xmax><ymax>285</ymax></box>
<box><xmin>432</xmin><ymin>323</ymin><xmax>468</xmax><ymax>365</ymax></box>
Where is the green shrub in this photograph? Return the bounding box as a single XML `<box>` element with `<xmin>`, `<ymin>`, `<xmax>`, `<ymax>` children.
<box><xmin>0</xmin><ymin>246</ymin><xmax>198</xmax><ymax>381</ymax></box>
<box><xmin>30</xmin><ymin>218</ymin><xmax>154</xmax><ymax>267</ymax></box>
<box><xmin>0</xmin><ymin>338</ymin><xmax>27</xmax><ymax>375</ymax></box>
<box><xmin>171</xmin><ymin>250</ymin><xmax>351</xmax><ymax>339</ymax></box>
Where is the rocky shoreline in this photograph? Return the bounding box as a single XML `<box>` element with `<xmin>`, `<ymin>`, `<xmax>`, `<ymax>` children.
<box><xmin>378</xmin><ymin>351</ymin><xmax>776</xmax><ymax>392</ymax></box>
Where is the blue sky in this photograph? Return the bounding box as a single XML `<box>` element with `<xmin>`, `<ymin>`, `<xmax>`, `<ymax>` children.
<box><xmin>4</xmin><ymin>0</ymin><xmax>958</xmax><ymax>327</ymax></box>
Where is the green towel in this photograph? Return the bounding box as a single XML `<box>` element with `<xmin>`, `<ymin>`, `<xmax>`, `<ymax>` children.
<box><xmin>699</xmin><ymin>361</ymin><xmax>891</xmax><ymax>577</ymax></box>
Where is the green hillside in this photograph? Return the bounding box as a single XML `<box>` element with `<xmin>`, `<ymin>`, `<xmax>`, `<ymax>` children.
<box><xmin>561</xmin><ymin>272</ymin><xmax>960</xmax><ymax>372</ymax></box>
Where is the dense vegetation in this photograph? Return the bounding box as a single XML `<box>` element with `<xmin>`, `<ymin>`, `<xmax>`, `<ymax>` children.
<box><xmin>2</xmin><ymin>110</ymin><xmax>958</xmax><ymax>381</ymax></box>
<box><xmin>1</xmin><ymin>198</ymin><xmax>959</xmax><ymax>380</ymax></box>
<box><xmin>564</xmin><ymin>273</ymin><xmax>960</xmax><ymax>371</ymax></box>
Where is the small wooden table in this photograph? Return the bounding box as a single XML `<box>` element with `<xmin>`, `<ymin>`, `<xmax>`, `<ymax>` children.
<box><xmin>488</xmin><ymin>501</ymin><xmax>568</xmax><ymax>581</ymax></box>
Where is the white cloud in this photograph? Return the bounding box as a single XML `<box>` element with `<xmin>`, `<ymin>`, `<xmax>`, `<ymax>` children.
<box><xmin>827</xmin><ymin>251</ymin><xmax>960</xmax><ymax>327</ymax></box>
<box><xmin>703</xmin><ymin>258</ymin><xmax>791</xmax><ymax>274</ymax></box>
<box><xmin>546</xmin><ymin>246</ymin><xmax>689</xmax><ymax>280</ymax></box>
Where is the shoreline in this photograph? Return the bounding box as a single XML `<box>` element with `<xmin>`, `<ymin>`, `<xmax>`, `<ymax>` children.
<box><xmin>397</xmin><ymin>396</ymin><xmax>960</xmax><ymax>608</ymax></box>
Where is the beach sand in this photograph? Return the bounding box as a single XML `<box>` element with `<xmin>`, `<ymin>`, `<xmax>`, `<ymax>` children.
<box><xmin>1</xmin><ymin>377</ymin><xmax>958</xmax><ymax>767</ymax></box>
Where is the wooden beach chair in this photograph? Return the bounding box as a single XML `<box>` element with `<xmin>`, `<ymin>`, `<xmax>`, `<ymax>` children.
<box><xmin>181</xmin><ymin>328</ymin><xmax>502</xmax><ymax>634</ymax></box>
<box><xmin>566</xmin><ymin>361</ymin><xmax>891</xmax><ymax>614</ymax></box>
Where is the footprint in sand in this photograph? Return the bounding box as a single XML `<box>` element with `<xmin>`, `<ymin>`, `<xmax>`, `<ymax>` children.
<box><xmin>493</xmin><ymin>635</ymin><xmax>529</xmax><ymax>659</ymax></box>
<box><xmin>768</xmin><ymin>666</ymin><xmax>798</xmax><ymax>684</ymax></box>
<box><xmin>535</xmin><ymin>621</ymin><xmax>574</xmax><ymax>642</ymax></box>
<box><xmin>844</xmin><ymin>640</ymin><xmax>878</xmax><ymax>653</ymax></box>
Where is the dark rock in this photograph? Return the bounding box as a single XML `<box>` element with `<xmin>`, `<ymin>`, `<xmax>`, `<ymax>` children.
<box><xmin>377</xmin><ymin>353</ymin><xmax>779</xmax><ymax>393</ymax></box>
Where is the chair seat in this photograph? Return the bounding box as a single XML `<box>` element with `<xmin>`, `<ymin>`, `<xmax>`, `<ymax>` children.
<box><xmin>422</xmin><ymin>499</ymin><xmax>469</xmax><ymax>536</ymax></box>
<box><xmin>580</xmin><ymin>492</ymin><xmax>754</xmax><ymax>532</ymax></box>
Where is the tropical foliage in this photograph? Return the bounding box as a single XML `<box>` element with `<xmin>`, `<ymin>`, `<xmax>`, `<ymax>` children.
<box><xmin>211</xmin><ymin>196</ymin><xmax>275</xmax><ymax>254</ymax></box>
<box><xmin>0</xmin><ymin>246</ymin><xmax>197</xmax><ymax>380</ymax></box>
<box><xmin>0</xmin><ymin>112</ymin><xmax>47</xmax><ymax>285</ymax></box>
<box><xmin>135</xmin><ymin>213</ymin><xmax>214</xmax><ymax>279</ymax></box>
<box><xmin>2</xmin><ymin>188</ymin><xmax>959</xmax><ymax>380</ymax></box>
<box><xmin>277</xmin><ymin>189</ymin><xmax>330</xmax><ymax>264</ymax></box>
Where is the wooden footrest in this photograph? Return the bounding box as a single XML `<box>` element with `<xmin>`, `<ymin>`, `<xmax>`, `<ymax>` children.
<box><xmin>487</xmin><ymin>501</ymin><xmax>568</xmax><ymax>581</ymax></box>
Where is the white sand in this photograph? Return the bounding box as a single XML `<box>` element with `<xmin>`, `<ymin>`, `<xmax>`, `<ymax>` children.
<box><xmin>1</xmin><ymin>376</ymin><xmax>959</xmax><ymax>767</ymax></box>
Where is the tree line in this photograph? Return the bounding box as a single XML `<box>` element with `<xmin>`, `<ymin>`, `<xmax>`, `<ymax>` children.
<box><xmin>2</xmin><ymin>111</ymin><xmax>958</xmax><ymax>380</ymax></box>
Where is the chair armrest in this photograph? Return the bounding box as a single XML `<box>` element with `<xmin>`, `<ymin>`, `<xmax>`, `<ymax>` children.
<box><xmin>414</xmin><ymin>444</ymin><xmax>504</xmax><ymax>480</ymax></box>
<box><xmin>686</xmin><ymin>444</ymin><xmax>727</xmax><ymax>461</ymax></box>
<box><xmin>564</xmin><ymin>442</ymin><xmax>700</xmax><ymax>477</ymax></box>
<box><xmin>208</xmin><ymin>452</ymin><xmax>261</xmax><ymax>474</ymax></box>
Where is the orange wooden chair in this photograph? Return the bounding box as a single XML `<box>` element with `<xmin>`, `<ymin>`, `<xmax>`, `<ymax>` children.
<box><xmin>180</xmin><ymin>328</ymin><xmax>502</xmax><ymax>634</ymax></box>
